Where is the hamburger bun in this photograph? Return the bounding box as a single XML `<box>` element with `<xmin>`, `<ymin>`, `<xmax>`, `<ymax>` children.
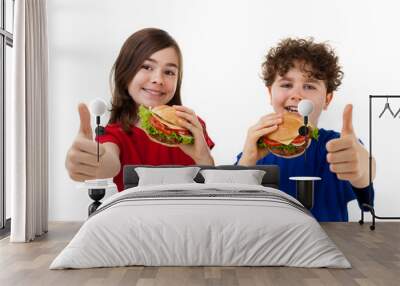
<box><xmin>259</xmin><ymin>113</ymin><xmax>316</xmax><ymax>158</ymax></box>
<box><xmin>270</xmin><ymin>139</ymin><xmax>312</xmax><ymax>158</ymax></box>
<box><xmin>151</xmin><ymin>105</ymin><xmax>185</xmax><ymax>129</ymax></box>
<box><xmin>267</xmin><ymin>113</ymin><xmax>303</xmax><ymax>144</ymax></box>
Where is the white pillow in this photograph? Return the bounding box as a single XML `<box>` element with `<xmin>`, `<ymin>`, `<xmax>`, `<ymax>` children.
<box><xmin>135</xmin><ymin>167</ymin><xmax>201</xmax><ymax>186</ymax></box>
<box><xmin>200</xmin><ymin>169</ymin><xmax>266</xmax><ymax>185</ymax></box>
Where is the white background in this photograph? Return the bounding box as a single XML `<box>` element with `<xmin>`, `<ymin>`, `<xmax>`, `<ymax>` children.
<box><xmin>47</xmin><ymin>0</ymin><xmax>400</xmax><ymax>221</ymax></box>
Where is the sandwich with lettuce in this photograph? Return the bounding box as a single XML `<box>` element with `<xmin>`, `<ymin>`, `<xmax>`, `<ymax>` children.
<box><xmin>257</xmin><ymin>113</ymin><xmax>319</xmax><ymax>158</ymax></box>
<box><xmin>138</xmin><ymin>105</ymin><xmax>194</xmax><ymax>147</ymax></box>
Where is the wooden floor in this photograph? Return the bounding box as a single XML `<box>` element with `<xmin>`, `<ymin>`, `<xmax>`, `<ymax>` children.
<box><xmin>0</xmin><ymin>222</ymin><xmax>399</xmax><ymax>286</ymax></box>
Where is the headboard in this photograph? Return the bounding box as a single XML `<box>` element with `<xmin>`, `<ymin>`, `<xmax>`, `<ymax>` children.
<box><xmin>123</xmin><ymin>165</ymin><xmax>280</xmax><ymax>190</ymax></box>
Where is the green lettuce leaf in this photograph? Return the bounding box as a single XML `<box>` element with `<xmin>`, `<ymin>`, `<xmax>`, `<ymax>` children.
<box><xmin>270</xmin><ymin>144</ymin><xmax>297</xmax><ymax>152</ymax></box>
<box><xmin>310</xmin><ymin>127</ymin><xmax>319</xmax><ymax>141</ymax></box>
<box><xmin>257</xmin><ymin>138</ymin><xmax>268</xmax><ymax>148</ymax></box>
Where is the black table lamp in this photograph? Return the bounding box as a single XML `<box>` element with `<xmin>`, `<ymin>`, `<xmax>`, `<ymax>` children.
<box><xmin>86</xmin><ymin>98</ymin><xmax>107</xmax><ymax>216</ymax></box>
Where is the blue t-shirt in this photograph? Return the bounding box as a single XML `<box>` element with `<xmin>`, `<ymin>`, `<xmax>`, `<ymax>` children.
<box><xmin>235</xmin><ymin>128</ymin><xmax>374</xmax><ymax>222</ymax></box>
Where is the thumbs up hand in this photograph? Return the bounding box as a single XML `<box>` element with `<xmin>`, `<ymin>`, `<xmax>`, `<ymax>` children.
<box><xmin>65</xmin><ymin>103</ymin><xmax>106</xmax><ymax>182</ymax></box>
<box><xmin>78</xmin><ymin>103</ymin><xmax>93</xmax><ymax>140</ymax></box>
<box><xmin>325</xmin><ymin>104</ymin><xmax>370</xmax><ymax>187</ymax></box>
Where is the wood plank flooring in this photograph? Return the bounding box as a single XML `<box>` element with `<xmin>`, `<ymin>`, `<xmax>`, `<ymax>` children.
<box><xmin>0</xmin><ymin>222</ymin><xmax>399</xmax><ymax>286</ymax></box>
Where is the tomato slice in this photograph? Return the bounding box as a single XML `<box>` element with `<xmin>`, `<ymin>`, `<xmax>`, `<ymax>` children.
<box><xmin>291</xmin><ymin>135</ymin><xmax>306</xmax><ymax>144</ymax></box>
<box><xmin>149</xmin><ymin>116</ymin><xmax>191</xmax><ymax>136</ymax></box>
<box><xmin>175</xmin><ymin>129</ymin><xmax>191</xmax><ymax>136</ymax></box>
<box><xmin>150</xmin><ymin>116</ymin><xmax>173</xmax><ymax>135</ymax></box>
<box><xmin>263</xmin><ymin>135</ymin><xmax>307</xmax><ymax>147</ymax></box>
<box><xmin>263</xmin><ymin>137</ymin><xmax>281</xmax><ymax>147</ymax></box>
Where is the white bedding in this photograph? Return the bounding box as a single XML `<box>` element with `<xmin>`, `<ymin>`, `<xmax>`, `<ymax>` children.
<box><xmin>50</xmin><ymin>183</ymin><xmax>351</xmax><ymax>269</ymax></box>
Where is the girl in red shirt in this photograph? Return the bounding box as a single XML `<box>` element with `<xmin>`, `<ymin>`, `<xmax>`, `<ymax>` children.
<box><xmin>65</xmin><ymin>28</ymin><xmax>215</xmax><ymax>192</ymax></box>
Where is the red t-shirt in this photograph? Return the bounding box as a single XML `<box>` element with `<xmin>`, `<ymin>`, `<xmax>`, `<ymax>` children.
<box><xmin>97</xmin><ymin>118</ymin><xmax>214</xmax><ymax>192</ymax></box>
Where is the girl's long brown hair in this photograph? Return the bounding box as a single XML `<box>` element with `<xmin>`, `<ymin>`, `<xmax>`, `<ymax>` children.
<box><xmin>109</xmin><ymin>28</ymin><xmax>183</xmax><ymax>133</ymax></box>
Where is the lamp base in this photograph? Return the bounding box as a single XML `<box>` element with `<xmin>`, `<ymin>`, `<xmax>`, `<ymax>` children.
<box><xmin>289</xmin><ymin>177</ymin><xmax>321</xmax><ymax>210</ymax></box>
<box><xmin>88</xmin><ymin>188</ymin><xmax>105</xmax><ymax>216</ymax></box>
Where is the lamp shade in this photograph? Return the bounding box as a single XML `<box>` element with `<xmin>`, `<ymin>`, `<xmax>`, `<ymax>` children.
<box><xmin>298</xmin><ymin>99</ymin><xmax>314</xmax><ymax>117</ymax></box>
<box><xmin>89</xmin><ymin>98</ymin><xmax>107</xmax><ymax>117</ymax></box>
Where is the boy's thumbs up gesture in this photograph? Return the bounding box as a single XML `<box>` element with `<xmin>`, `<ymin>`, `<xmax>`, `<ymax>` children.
<box><xmin>326</xmin><ymin>104</ymin><xmax>370</xmax><ymax>187</ymax></box>
<box><xmin>65</xmin><ymin>103</ymin><xmax>106</xmax><ymax>182</ymax></box>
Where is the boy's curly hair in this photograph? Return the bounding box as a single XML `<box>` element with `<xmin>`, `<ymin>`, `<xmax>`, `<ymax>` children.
<box><xmin>261</xmin><ymin>38</ymin><xmax>343</xmax><ymax>93</ymax></box>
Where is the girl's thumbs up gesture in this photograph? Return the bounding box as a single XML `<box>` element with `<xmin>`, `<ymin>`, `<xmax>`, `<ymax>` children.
<box><xmin>65</xmin><ymin>103</ymin><xmax>107</xmax><ymax>182</ymax></box>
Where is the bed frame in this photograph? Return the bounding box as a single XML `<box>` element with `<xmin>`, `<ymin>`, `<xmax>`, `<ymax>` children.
<box><xmin>87</xmin><ymin>165</ymin><xmax>280</xmax><ymax>216</ymax></box>
<box><xmin>123</xmin><ymin>165</ymin><xmax>280</xmax><ymax>190</ymax></box>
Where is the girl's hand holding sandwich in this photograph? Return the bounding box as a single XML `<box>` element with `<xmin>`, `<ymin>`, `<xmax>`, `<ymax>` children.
<box><xmin>173</xmin><ymin>105</ymin><xmax>214</xmax><ymax>165</ymax></box>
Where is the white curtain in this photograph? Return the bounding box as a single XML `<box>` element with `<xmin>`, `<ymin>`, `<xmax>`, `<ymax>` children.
<box><xmin>10</xmin><ymin>0</ymin><xmax>48</xmax><ymax>242</ymax></box>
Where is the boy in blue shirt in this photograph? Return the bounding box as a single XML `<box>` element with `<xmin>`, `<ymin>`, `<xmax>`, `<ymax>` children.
<box><xmin>236</xmin><ymin>38</ymin><xmax>376</xmax><ymax>222</ymax></box>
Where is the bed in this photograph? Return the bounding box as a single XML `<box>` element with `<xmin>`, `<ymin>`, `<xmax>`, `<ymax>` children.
<box><xmin>50</xmin><ymin>165</ymin><xmax>350</xmax><ymax>269</ymax></box>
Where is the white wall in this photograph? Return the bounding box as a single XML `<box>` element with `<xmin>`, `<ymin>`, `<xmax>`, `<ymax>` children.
<box><xmin>48</xmin><ymin>0</ymin><xmax>400</xmax><ymax>221</ymax></box>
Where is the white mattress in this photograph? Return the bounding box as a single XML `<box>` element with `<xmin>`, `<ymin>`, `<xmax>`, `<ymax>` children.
<box><xmin>50</xmin><ymin>183</ymin><xmax>351</xmax><ymax>269</ymax></box>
